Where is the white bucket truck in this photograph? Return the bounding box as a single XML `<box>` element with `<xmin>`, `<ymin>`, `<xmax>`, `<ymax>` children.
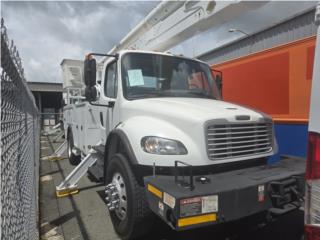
<box><xmin>60</xmin><ymin>50</ymin><xmax>305</xmax><ymax>239</ymax></box>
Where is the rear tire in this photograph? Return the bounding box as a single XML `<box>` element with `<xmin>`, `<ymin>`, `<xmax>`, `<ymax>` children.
<box><xmin>105</xmin><ymin>153</ymin><xmax>153</xmax><ymax>240</ymax></box>
<box><xmin>67</xmin><ymin>130</ymin><xmax>81</xmax><ymax>166</ymax></box>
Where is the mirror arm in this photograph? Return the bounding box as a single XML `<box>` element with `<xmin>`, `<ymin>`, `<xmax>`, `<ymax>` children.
<box><xmin>89</xmin><ymin>101</ymin><xmax>115</xmax><ymax>108</ymax></box>
<box><xmin>88</xmin><ymin>53</ymin><xmax>118</xmax><ymax>60</ymax></box>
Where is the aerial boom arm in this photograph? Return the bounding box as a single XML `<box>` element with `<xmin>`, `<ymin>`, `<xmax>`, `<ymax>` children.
<box><xmin>107</xmin><ymin>0</ymin><xmax>268</xmax><ymax>55</ymax></box>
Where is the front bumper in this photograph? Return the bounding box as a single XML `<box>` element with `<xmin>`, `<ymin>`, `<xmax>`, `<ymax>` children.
<box><xmin>144</xmin><ymin>156</ymin><xmax>305</xmax><ymax>231</ymax></box>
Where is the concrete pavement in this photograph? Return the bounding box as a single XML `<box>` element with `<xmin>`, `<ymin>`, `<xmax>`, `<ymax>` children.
<box><xmin>40</xmin><ymin>134</ymin><xmax>120</xmax><ymax>240</ymax></box>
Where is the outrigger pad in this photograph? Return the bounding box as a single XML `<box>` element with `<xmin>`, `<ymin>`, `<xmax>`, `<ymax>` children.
<box><xmin>55</xmin><ymin>187</ymin><xmax>79</xmax><ymax>198</ymax></box>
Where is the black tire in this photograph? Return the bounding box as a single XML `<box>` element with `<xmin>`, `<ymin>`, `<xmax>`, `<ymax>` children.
<box><xmin>67</xmin><ymin>130</ymin><xmax>81</xmax><ymax>166</ymax></box>
<box><xmin>105</xmin><ymin>153</ymin><xmax>153</xmax><ymax>240</ymax></box>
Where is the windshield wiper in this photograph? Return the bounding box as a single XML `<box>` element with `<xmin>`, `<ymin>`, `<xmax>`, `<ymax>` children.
<box><xmin>187</xmin><ymin>90</ymin><xmax>216</xmax><ymax>100</ymax></box>
<box><xmin>127</xmin><ymin>92</ymin><xmax>169</xmax><ymax>99</ymax></box>
<box><xmin>127</xmin><ymin>90</ymin><xmax>216</xmax><ymax>100</ymax></box>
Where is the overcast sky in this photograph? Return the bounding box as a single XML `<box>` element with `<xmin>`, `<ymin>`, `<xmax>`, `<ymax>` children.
<box><xmin>2</xmin><ymin>1</ymin><xmax>158</xmax><ymax>83</ymax></box>
<box><xmin>2</xmin><ymin>1</ymin><xmax>317</xmax><ymax>83</ymax></box>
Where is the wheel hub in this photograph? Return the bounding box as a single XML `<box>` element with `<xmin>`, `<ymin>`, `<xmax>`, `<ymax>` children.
<box><xmin>105</xmin><ymin>172</ymin><xmax>127</xmax><ymax>220</ymax></box>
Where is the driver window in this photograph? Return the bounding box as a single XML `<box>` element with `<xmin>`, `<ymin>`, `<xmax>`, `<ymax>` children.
<box><xmin>104</xmin><ymin>61</ymin><xmax>117</xmax><ymax>98</ymax></box>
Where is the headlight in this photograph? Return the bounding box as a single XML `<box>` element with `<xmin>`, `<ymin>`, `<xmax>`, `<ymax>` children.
<box><xmin>141</xmin><ymin>136</ymin><xmax>187</xmax><ymax>155</ymax></box>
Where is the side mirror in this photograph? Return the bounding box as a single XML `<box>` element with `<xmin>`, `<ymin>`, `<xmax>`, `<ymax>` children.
<box><xmin>85</xmin><ymin>86</ymin><xmax>97</xmax><ymax>102</ymax></box>
<box><xmin>84</xmin><ymin>57</ymin><xmax>96</xmax><ymax>86</ymax></box>
<box><xmin>212</xmin><ymin>69</ymin><xmax>223</xmax><ymax>98</ymax></box>
<box><xmin>216</xmin><ymin>75</ymin><xmax>222</xmax><ymax>95</ymax></box>
<box><xmin>84</xmin><ymin>56</ymin><xmax>97</xmax><ymax>101</ymax></box>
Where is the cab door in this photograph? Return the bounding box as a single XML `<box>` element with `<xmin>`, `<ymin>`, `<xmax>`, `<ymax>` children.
<box><xmin>98</xmin><ymin>60</ymin><xmax>118</xmax><ymax>144</ymax></box>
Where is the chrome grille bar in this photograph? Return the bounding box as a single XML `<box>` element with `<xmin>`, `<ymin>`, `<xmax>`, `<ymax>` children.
<box><xmin>208</xmin><ymin>142</ymin><xmax>271</xmax><ymax>151</ymax></box>
<box><xmin>206</xmin><ymin>122</ymin><xmax>273</xmax><ymax>160</ymax></box>
<box><xmin>208</xmin><ymin>129</ymin><xmax>269</xmax><ymax>136</ymax></box>
<box><xmin>208</xmin><ymin>138</ymin><xmax>270</xmax><ymax>146</ymax></box>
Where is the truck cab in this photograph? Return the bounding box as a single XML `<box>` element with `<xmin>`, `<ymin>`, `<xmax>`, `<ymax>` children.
<box><xmin>64</xmin><ymin>50</ymin><xmax>277</xmax><ymax>167</ymax></box>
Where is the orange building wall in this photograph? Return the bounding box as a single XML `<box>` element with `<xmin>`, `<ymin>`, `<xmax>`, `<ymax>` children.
<box><xmin>212</xmin><ymin>36</ymin><xmax>316</xmax><ymax>123</ymax></box>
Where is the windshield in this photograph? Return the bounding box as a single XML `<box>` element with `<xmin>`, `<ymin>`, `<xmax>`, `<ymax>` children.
<box><xmin>121</xmin><ymin>53</ymin><xmax>221</xmax><ymax>100</ymax></box>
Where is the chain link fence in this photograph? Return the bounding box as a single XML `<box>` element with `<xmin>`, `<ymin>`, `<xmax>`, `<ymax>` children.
<box><xmin>1</xmin><ymin>18</ymin><xmax>40</xmax><ymax>240</ymax></box>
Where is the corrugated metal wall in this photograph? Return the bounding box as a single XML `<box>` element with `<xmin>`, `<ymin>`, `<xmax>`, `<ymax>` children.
<box><xmin>199</xmin><ymin>9</ymin><xmax>317</xmax><ymax>64</ymax></box>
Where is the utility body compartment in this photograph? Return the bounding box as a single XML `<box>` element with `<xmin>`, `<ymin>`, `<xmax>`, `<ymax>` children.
<box><xmin>64</xmin><ymin>102</ymin><xmax>103</xmax><ymax>155</ymax></box>
<box><xmin>144</xmin><ymin>156</ymin><xmax>305</xmax><ymax>230</ymax></box>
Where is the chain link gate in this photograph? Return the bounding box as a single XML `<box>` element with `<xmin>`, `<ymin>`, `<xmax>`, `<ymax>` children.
<box><xmin>1</xmin><ymin>18</ymin><xmax>40</xmax><ymax>240</ymax></box>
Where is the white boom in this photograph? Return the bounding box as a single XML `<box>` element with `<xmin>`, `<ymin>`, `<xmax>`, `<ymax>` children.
<box><xmin>107</xmin><ymin>0</ymin><xmax>268</xmax><ymax>55</ymax></box>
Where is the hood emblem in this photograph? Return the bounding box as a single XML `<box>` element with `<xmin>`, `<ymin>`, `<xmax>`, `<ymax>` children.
<box><xmin>235</xmin><ymin>115</ymin><xmax>250</xmax><ymax>120</ymax></box>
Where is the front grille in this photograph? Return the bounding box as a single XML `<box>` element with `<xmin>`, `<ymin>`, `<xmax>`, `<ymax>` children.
<box><xmin>206</xmin><ymin>122</ymin><xmax>273</xmax><ymax>160</ymax></box>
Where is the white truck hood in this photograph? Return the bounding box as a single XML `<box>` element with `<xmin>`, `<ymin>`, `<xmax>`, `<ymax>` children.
<box><xmin>119</xmin><ymin>97</ymin><xmax>274</xmax><ymax>167</ymax></box>
<box><xmin>122</xmin><ymin>97</ymin><xmax>265</xmax><ymax>123</ymax></box>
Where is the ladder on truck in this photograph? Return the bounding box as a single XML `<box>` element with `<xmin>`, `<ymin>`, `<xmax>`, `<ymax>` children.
<box><xmin>55</xmin><ymin>145</ymin><xmax>104</xmax><ymax>197</ymax></box>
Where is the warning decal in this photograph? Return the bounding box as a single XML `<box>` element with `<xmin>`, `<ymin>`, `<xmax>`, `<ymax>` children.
<box><xmin>180</xmin><ymin>195</ymin><xmax>218</xmax><ymax>217</ymax></box>
<box><xmin>163</xmin><ymin>192</ymin><xmax>175</xmax><ymax>209</ymax></box>
<box><xmin>258</xmin><ymin>185</ymin><xmax>265</xmax><ymax>202</ymax></box>
<box><xmin>180</xmin><ymin>197</ymin><xmax>202</xmax><ymax>217</ymax></box>
<box><xmin>202</xmin><ymin>195</ymin><xmax>218</xmax><ymax>213</ymax></box>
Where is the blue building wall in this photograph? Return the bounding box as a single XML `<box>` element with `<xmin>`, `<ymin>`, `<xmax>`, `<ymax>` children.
<box><xmin>268</xmin><ymin>123</ymin><xmax>308</xmax><ymax>164</ymax></box>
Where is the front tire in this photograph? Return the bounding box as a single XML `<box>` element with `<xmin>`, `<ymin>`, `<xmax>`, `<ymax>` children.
<box><xmin>67</xmin><ymin>130</ymin><xmax>81</xmax><ymax>166</ymax></box>
<box><xmin>105</xmin><ymin>153</ymin><xmax>153</xmax><ymax>239</ymax></box>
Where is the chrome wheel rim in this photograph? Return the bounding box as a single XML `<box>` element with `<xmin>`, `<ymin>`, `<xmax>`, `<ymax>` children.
<box><xmin>105</xmin><ymin>172</ymin><xmax>127</xmax><ymax>220</ymax></box>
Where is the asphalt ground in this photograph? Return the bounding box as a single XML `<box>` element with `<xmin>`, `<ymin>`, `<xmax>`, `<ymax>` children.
<box><xmin>39</xmin><ymin>133</ymin><xmax>304</xmax><ymax>240</ymax></box>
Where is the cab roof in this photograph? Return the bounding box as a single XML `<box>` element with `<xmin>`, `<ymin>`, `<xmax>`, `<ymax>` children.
<box><xmin>101</xmin><ymin>49</ymin><xmax>208</xmax><ymax>66</ymax></box>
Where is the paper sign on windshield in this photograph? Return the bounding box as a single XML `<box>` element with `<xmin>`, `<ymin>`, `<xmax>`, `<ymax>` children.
<box><xmin>128</xmin><ymin>69</ymin><xmax>144</xmax><ymax>86</ymax></box>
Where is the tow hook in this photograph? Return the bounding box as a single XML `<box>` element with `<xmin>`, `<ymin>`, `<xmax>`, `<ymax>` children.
<box><xmin>268</xmin><ymin>176</ymin><xmax>304</xmax><ymax>215</ymax></box>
